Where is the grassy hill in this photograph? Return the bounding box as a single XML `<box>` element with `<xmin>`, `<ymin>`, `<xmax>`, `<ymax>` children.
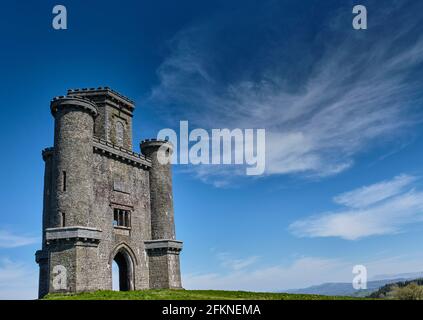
<box><xmin>369</xmin><ymin>278</ymin><xmax>423</xmax><ymax>299</ymax></box>
<box><xmin>44</xmin><ymin>289</ymin><xmax>364</xmax><ymax>300</ymax></box>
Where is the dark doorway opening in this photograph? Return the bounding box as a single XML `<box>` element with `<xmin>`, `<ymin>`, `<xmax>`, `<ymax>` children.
<box><xmin>113</xmin><ymin>250</ymin><xmax>133</xmax><ymax>291</ymax></box>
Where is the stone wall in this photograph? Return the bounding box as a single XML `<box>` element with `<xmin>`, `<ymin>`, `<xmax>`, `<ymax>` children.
<box><xmin>91</xmin><ymin>150</ymin><xmax>152</xmax><ymax>290</ymax></box>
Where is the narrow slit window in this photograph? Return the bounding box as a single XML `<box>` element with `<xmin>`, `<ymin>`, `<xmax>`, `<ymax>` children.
<box><xmin>119</xmin><ymin>211</ymin><xmax>123</xmax><ymax>226</ymax></box>
<box><xmin>61</xmin><ymin>212</ymin><xmax>66</xmax><ymax>227</ymax></box>
<box><xmin>113</xmin><ymin>210</ymin><xmax>118</xmax><ymax>226</ymax></box>
<box><xmin>125</xmin><ymin>212</ymin><xmax>130</xmax><ymax>228</ymax></box>
<box><xmin>62</xmin><ymin>171</ymin><xmax>67</xmax><ymax>192</ymax></box>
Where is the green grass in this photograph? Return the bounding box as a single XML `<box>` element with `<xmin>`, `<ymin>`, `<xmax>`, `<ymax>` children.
<box><xmin>44</xmin><ymin>289</ymin><xmax>364</xmax><ymax>300</ymax></box>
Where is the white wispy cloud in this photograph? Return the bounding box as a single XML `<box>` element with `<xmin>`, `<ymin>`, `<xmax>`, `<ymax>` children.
<box><xmin>217</xmin><ymin>252</ymin><xmax>259</xmax><ymax>271</ymax></box>
<box><xmin>183</xmin><ymin>252</ymin><xmax>423</xmax><ymax>291</ymax></box>
<box><xmin>0</xmin><ymin>258</ymin><xmax>38</xmax><ymax>300</ymax></box>
<box><xmin>148</xmin><ymin>2</ymin><xmax>423</xmax><ymax>185</ymax></box>
<box><xmin>333</xmin><ymin>174</ymin><xmax>417</xmax><ymax>208</ymax></box>
<box><xmin>289</xmin><ymin>175</ymin><xmax>423</xmax><ymax>240</ymax></box>
<box><xmin>0</xmin><ymin>230</ymin><xmax>38</xmax><ymax>248</ymax></box>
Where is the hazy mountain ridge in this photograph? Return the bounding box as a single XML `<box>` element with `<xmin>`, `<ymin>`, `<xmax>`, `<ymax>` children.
<box><xmin>285</xmin><ymin>272</ymin><xmax>423</xmax><ymax>297</ymax></box>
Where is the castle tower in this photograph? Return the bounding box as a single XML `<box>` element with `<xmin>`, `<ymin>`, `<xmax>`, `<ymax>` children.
<box><xmin>51</xmin><ymin>96</ymin><xmax>98</xmax><ymax>227</ymax></box>
<box><xmin>141</xmin><ymin>140</ymin><xmax>182</xmax><ymax>289</ymax></box>
<box><xmin>36</xmin><ymin>95</ymin><xmax>102</xmax><ymax>298</ymax></box>
<box><xmin>35</xmin><ymin>88</ymin><xmax>183</xmax><ymax>298</ymax></box>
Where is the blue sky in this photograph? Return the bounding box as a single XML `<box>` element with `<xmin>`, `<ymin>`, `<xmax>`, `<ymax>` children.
<box><xmin>1</xmin><ymin>0</ymin><xmax>423</xmax><ymax>299</ymax></box>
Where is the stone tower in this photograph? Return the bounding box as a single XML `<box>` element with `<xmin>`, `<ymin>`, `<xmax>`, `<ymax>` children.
<box><xmin>35</xmin><ymin>87</ymin><xmax>183</xmax><ymax>298</ymax></box>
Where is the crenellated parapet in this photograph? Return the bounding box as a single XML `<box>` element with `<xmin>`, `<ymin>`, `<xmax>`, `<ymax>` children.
<box><xmin>42</xmin><ymin>147</ymin><xmax>54</xmax><ymax>161</ymax></box>
<box><xmin>140</xmin><ymin>138</ymin><xmax>174</xmax><ymax>151</ymax></box>
<box><xmin>93</xmin><ymin>136</ymin><xmax>151</xmax><ymax>169</ymax></box>
<box><xmin>67</xmin><ymin>87</ymin><xmax>134</xmax><ymax>115</ymax></box>
<box><xmin>144</xmin><ymin>239</ymin><xmax>183</xmax><ymax>254</ymax></box>
<box><xmin>50</xmin><ymin>95</ymin><xmax>98</xmax><ymax>117</ymax></box>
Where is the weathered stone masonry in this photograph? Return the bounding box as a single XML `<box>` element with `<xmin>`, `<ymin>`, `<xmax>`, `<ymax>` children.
<box><xmin>35</xmin><ymin>87</ymin><xmax>183</xmax><ymax>298</ymax></box>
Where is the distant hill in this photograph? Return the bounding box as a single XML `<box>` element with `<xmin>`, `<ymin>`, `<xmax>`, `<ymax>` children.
<box><xmin>369</xmin><ymin>278</ymin><xmax>423</xmax><ymax>298</ymax></box>
<box><xmin>286</xmin><ymin>279</ymin><xmax>401</xmax><ymax>297</ymax></box>
<box><xmin>286</xmin><ymin>272</ymin><xmax>423</xmax><ymax>297</ymax></box>
<box><xmin>370</xmin><ymin>272</ymin><xmax>423</xmax><ymax>281</ymax></box>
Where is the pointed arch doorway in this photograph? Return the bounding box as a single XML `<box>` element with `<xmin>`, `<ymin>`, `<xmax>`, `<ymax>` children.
<box><xmin>111</xmin><ymin>245</ymin><xmax>135</xmax><ymax>291</ymax></box>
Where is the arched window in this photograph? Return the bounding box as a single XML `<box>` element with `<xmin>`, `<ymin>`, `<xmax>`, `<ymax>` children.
<box><xmin>115</xmin><ymin>121</ymin><xmax>124</xmax><ymax>146</ymax></box>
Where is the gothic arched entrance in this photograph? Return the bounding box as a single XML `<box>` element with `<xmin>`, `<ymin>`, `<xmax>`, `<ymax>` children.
<box><xmin>110</xmin><ymin>244</ymin><xmax>136</xmax><ymax>291</ymax></box>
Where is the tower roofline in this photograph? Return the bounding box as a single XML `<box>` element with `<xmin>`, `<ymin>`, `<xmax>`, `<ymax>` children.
<box><xmin>140</xmin><ymin>139</ymin><xmax>174</xmax><ymax>155</ymax></box>
<box><xmin>67</xmin><ymin>87</ymin><xmax>135</xmax><ymax>113</ymax></box>
<box><xmin>50</xmin><ymin>95</ymin><xmax>99</xmax><ymax>117</ymax></box>
<box><xmin>141</xmin><ymin>138</ymin><xmax>174</xmax><ymax>148</ymax></box>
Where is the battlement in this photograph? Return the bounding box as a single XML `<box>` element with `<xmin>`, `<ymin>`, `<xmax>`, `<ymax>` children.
<box><xmin>93</xmin><ymin>136</ymin><xmax>151</xmax><ymax>168</ymax></box>
<box><xmin>42</xmin><ymin>147</ymin><xmax>54</xmax><ymax>161</ymax></box>
<box><xmin>141</xmin><ymin>138</ymin><xmax>174</xmax><ymax>154</ymax></box>
<box><xmin>67</xmin><ymin>87</ymin><xmax>135</xmax><ymax>115</ymax></box>
<box><xmin>50</xmin><ymin>95</ymin><xmax>99</xmax><ymax>117</ymax></box>
<box><xmin>141</xmin><ymin>138</ymin><xmax>170</xmax><ymax>143</ymax></box>
<box><xmin>42</xmin><ymin>141</ymin><xmax>152</xmax><ymax>169</ymax></box>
